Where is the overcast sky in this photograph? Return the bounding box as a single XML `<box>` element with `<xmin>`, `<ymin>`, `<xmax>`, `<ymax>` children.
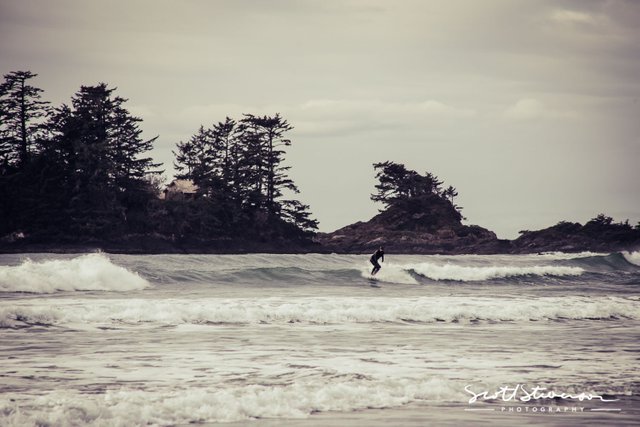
<box><xmin>1</xmin><ymin>0</ymin><xmax>639</xmax><ymax>238</ymax></box>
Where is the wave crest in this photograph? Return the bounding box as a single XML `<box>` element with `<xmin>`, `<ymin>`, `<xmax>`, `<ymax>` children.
<box><xmin>0</xmin><ymin>254</ymin><xmax>149</xmax><ymax>293</ymax></box>
<box><xmin>623</xmin><ymin>251</ymin><xmax>640</xmax><ymax>267</ymax></box>
<box><xmin>359</xmin><ymin>263</ymin><xmax>418</xmax><ymax>284</ymax></box>
<box><xmin>3</xmin><ymin>296</ymin><xmax>637</xmax><ymax>327</ymax></box>
<box><xmin>410</xmin><ymin>262</ymin><xmax>583</xmax><ymax>281</ymax></box>
<box><xmin>0</xmin><ymin>377</ymin><xmax>459</xmax><ymax>425</ymax></box>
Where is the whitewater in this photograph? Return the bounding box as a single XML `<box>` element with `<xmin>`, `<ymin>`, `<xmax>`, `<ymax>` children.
<box><xmin>1</xmin><ymin>252</ymin><xmax>639</xmax><ymax>426</ymax></box>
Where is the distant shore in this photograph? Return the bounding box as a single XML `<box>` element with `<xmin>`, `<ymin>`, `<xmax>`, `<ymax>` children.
<box><xmin>2</xmin><ymin>211</ymin><xmax>639</xmax><ymax>256</ymax></box>
<box><xmin>0</xmin><ymin>236</ymin><xmax>637</xmax><ymax>255</ymax></box>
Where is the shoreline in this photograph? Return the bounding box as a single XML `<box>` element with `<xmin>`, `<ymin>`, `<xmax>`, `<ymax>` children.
<box><xmin>0</xmin><ymin>242</ymin><xmax>637</xmax><ymax>255</ymax></box>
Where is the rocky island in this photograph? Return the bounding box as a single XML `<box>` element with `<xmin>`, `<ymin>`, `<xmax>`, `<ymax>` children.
<box><xmin>317</xmin><ymin>193</ymin><xmax>507</xmax><ymax>254</ymax></box>
<box><xmin>317</xmin><ymin>162</ymin><xmax>640</xmax><ymax>254</ymax></box>
<box><xmin>316</xmin><ymin>162</ymin><xmax>502</xmax><ymax>254</ymax></box>
<box><xmin>511</xmin><ymin>215</ymin><xmax>640</xmax><ymax>254</ymax></box>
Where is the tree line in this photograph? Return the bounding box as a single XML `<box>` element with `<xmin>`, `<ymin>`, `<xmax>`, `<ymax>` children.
<box><xmin>0</xmin><ymin>70</ymin><xmax>316</xmax><ymax>245</ymax></box>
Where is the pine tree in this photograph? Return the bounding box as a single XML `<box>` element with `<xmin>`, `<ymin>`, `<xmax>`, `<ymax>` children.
<box><xmin>174</xmin><ymin>125</ymin><xmax>214</xmax><ymax>188</ymax></box>
<box><xmin>110</xmin><ymin>103</ymin><xmax>162</xmax><ymax>192</ymax></box>
<box><xmin>281</xmin><ymin>199</ymin><xmax>319</xmax><ymax>233</ymax></box>
<box><xmin>51</xmin><ymin>83</ymin><xmax>161</xmax><ymax>235</ymax></box>
<box><xmin>171</xmin><ymin>113</ymin><xmax>318</xmax><ymax>236</ymax></box>
<box><xmin>0</xmin><ymin>71</ymin><xmax>51</xmax><ymax>171</ymax></box>
<box><xmin>443</xmin><ymin>185</ymin><xmax>458</xmax><ymax>205</ymax></box>
<box><xmin>236</xmin><ymin>114</ymin><xmax>268</xmax><ymax>209</ymax></box>
<box><xmin>371</xmin><ymin>161</ymin><xmax>449</xmax><ymax>209</ymax></box>
<box><xmin>241</xmin><ymin>114</ymin><xmax>296</xmax><ymax>215</ymax></box>
<box><xmin>371</xmin><ymin>161</ymin><xmax>412</xmax><ymax>208</ymax></box>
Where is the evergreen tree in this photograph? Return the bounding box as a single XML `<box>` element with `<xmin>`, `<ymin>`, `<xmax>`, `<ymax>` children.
<box><xmin>281</xmin><ymin>199</ymin><xmax>319</xmax><ymax>233</ymax></box>
<box><xmin>0</xmin><ymin>71</ymin><xmax>51</xmax><ymax>170</ymax></box>
<box><xmin>110</xmin><ymin>104</ymin><xmax>161</xmax><ymax>191</ymax></box>
<box><xmin>371</xmin><ymin>161</ymin><xmax>444</xmax><ymax>208</ymax></box>
<box><xmin>212</xmin><ymin>117</ymin><xmax>242</xmax><ymax>200</ymax></box>
<box><xmin>371</xmin><ymin>161</ymin><xmax>456</xmax><ymax>211</ymax></box>
<box><xmin>174</xmin><ymin>120</ymin><xmax>241</xmax><ymax>200</ymax></box>
<box><xmin>174</xmin><ymin>125</ymin><xmax>214</xmax><ymax>187</ymax></box>
<box><xmin>51</xmin><ymin>83</ymin><xmax>160</xmax><ymax>235</ymax></box>
<box><xmin>239</xmin><ymin>114</ymin><xmax>314</xmax><ymax>228</ymax></box>
<box><xmin>172</xmin><ymin>113</ymin><xmax>318</xmax><ymax>235</ymax></box>
<box><xmin>371</xmin><ymin>161</ymin><xmax>410</xmax><ymax>207</ymax></box>
<box><xmin>254</xmin><ymin>114</ymin><xmax>295</xmax><ymax>214</ymax></box>
<box><xmin>443</xmin><ymin>185</ymin><xmax>458</xmax><ymax>205</ymax></box>
<box><xmin>236</xmin><ymin>114</ymin><xmax>267</xmax><ymax>209</ymax></box>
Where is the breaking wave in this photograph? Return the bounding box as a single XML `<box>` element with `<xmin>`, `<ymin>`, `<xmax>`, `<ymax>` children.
<box><xmin>409</xmin><ymin>263</ymin><xmax>584</xmax><ymax>282</ymax></box>
<box><xmin>0</xmin><ymin>377</ymin><xmax>459</xmax><ymax>425</ymax></box>
<box><xmin>0</xmin><ymin>254</ymin><xmax>149</xmax><ymax>293</ymax></box>
<box><xmin>2</xmin><ymin>296</ymin><xmax>638</xmax><ymax>328</ymax></box>
<box><xmin>623</xmin><ymin>251</ymin><xmax>640</xmax><ymax>267</ymax></box>
<box><xmin>359</xmin><ymin>263</ymin><xmax>418</xmax><ymax>284</ymax></box>
<box><xmin>0</xmin><ymin>251</ymin><xmax>636</xmax><ymax>294</ymax></box>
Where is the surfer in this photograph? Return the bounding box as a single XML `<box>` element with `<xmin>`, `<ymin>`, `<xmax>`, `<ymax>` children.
<box><xmin>370</xmin><ymin>246</ymin><xmax>384</xmax><ymax>276</ymax></box>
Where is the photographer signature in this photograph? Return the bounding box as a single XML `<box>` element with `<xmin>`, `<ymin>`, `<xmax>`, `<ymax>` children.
<box><xmin>465</xmin><ymin>384</ymin><xmax>619</xmax><ymax>404</ymax></box>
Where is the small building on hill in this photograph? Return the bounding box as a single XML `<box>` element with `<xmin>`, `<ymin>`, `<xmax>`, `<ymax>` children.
<box><xmin>161</xmin><ymin>179</ymin><xmax>198</xmax><ymax>200</ymax></box>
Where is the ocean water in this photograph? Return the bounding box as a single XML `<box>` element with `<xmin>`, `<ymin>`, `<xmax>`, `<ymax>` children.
<box><xmin>1</xmin><ymin>251</ymin><xmax>639</xmax><ymax>426</ymax></box>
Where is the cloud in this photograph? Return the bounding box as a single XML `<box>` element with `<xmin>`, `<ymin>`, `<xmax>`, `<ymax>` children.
<box><xmin>550</xmin><ymin>9</ymin><xmax>600</xmax><ymax>26</ymax></box>
<box><xmin>174</xmin><ymin>99</ymin><xmax>477</xmax><ymax>138</ymax></box>
<box><xmin>503</xmin><ymin>98</ymin><xmax>578</xmax><ymax>121</ymax></box>
<box><xmin>503</xmin><ymin>98</ymin><xmax>545</xmax><ymax>120</ymax></box>
<box><xmin>298</xmin><ymin>99</ymin><xmax>475</xmax><ymax>123</ymax></box>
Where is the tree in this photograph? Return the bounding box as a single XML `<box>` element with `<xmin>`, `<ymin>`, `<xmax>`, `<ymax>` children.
<box><xmin>110</xmin><ymin>104</ymin><xmax>162</xmax><ymax>192</ymax></box>
<box><xmin>238</xmin><ymin>114</ymin><xmax>312</xmax><ymax>226</ymax></box>
<box><xmin>51</xmin><ymin>83</ymin><xmax>161</xmax><ymax>235</ymax></box>
<box><xmin>210</xmin><ymin>117</ymin><xmax>238</xmax><ymax>194</ymax></box>
<box><xmin>173</xmin><ymin>119</ymin><xmax>240</xmax><ymax>200</ymax></box>
<box><xmin>587</xmin><ymin>213</ymin><xmax>613</xmax><ymax>227</ymax></box>
<box><xmin>174</xmin><ymin>125</ymin><xmax>215</xmax><ymax>187</ymax></box>
<box><xmin>371</xmin><ymin>161</ymin><xmax>445</xmax><ymax>209</ymax></box>
<box><xmin>443</xmin><ymin>185</ymin><xmax>458</xmax><ymax>206</ymax></box>
<box><xmin>0</xmin><ymin>71</ymin><xmax>51</xmax><ymax>170</ymax></box>
<box><xmin>171</xmin><ymin>113</ymin><xmax>317</xmax><ymax>236</ymax></box>
<box><xmin>253</xmin><ymin>114</ymin><xmax>295</xmax><ymax>215</ymax></box>
<box><xmin>281</xmin><ymin>199</ymin><xmax>319</xmax><ymax>233</ymax></box>
<box><xmin>371</xmin><ymin>161</ymin><xmax>412</xmax><ymax>207</ymax></box>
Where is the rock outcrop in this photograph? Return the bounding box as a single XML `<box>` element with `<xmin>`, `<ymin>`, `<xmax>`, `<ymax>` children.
<box><xmin>316</xmin><ymin>194</ymin><xmax>508</xmax><ymax>254</ymax></box>
<box><xmin>512</xmin><ymin>219</ymin><xmax>640</xmax><ymax>253</ymax></box>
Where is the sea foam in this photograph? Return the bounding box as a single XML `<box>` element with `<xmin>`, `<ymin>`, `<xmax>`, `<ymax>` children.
<box><xmin>622</xmin><ymin>251</ymin><xmax>640</xmax><ymax>267</ymax></box>
<box><xmin>0</xmin><ymin>377</ymin><xmax>459</xmax><ymax>425</ymax></box>
<box><xmin>0</xmin><ymin>253</ymin><xmax>149</xmax><ymax>293</ymax></box>
<box><xmin>2</xmin><ymin>295</ymin><xmax>638</xmax><ymax>327</ymax></box>
<box><xmin>409</xmin><ymin>262</ymin><xmax>583</xmax><ymax>281</ymax></box>
<box><xmin>360</xmin><ymin>263</ymin><xmax>418</xmax><ymax>284</ymax></box>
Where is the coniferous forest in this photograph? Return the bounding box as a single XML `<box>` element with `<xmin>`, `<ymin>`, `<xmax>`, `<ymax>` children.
<box><xmin>0</xmin><ymin>71</ymin><xmax>317</xmax><ymax>251</ymax></box>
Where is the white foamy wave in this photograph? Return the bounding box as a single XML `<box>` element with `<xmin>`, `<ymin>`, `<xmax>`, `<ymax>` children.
<box><xmin>409</xmin><ymin>262</ymin><xmax>583</xmax><ymax>281</ymax></box>
<box><xmin>0</xmin><ymin>306</ymin><xmax>61</xmax><ymax>328</ymax></box>
<box><xmin>0</xmin><ymin>377</ymin><xmax>459</xmax><ymax>425</ymax></box>
<box><xmin>360</xmin><ymin>263</ymin><xmax>418</xmax><ymax>284</ymax></box>
<box><xmin>3</xmin><ymin>296</ymin><xmax>637</xmax><ymax>327</ymax></box>
<box><xmin>622</xmin><ymin>251</ymin><xmax>640</xmax><ymax>267</ymax></box>
<box><xmin>535</xmin><ymin>251</ymin><xmax>607</xmax><ymax>260</ymax></box>
<box><xmin>0</xmin><ymin>254</ymin><xmax>149</xmax><ymax>293</ymax></box>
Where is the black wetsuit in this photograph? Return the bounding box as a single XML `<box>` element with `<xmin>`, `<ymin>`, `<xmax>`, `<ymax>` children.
<box><xmin>370</xmin><ymin>249</ymin><xmax>384</xmax><ymax>275</ymax></box>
